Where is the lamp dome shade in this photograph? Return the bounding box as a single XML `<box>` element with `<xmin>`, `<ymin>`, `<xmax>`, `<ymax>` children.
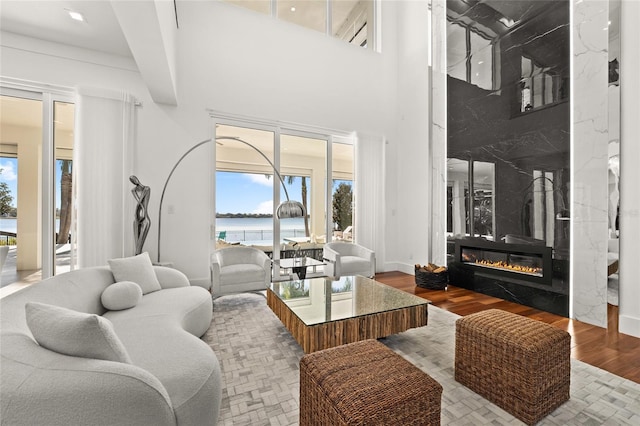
<box><xmin>277</xmin><ymin>200</ymin><xmax>306</xmax><ymax>219</ymax></box>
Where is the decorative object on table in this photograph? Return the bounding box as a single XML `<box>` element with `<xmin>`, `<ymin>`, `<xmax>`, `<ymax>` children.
<box><xmin>274</xmin><ymin>256</ymin><xmax>325</xmax><ymax>280</ymax></box>
<box><xmin>157</xmin><ymin>137</ymin><xmax>306</xmax><ymax>263</ymax></box>
<box><xmin>415</xmin><ymin>263</ymin><xmax>448</xmax><ymax>289</ymax></box>
<box><xmin>130</xmin><ymin>175</ymin><xmax>150</xmax><ymax>255</ymax></box>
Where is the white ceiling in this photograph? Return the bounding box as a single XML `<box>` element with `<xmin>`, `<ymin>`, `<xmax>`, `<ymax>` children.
<box><xmin>0</xmin><ymin>0</ymin><xmax>132</xmax><ymax>57</ymax></box>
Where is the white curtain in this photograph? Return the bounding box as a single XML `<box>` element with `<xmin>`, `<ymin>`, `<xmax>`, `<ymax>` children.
<box><xmin>74</xmin><ymin>88</ymin><xmax>136</xmax><ymax>268</ymax></box>
<box><xmin>355</xmin><ymin>133</ymin><xmax>385</xmax><ymax>272</ymax></box>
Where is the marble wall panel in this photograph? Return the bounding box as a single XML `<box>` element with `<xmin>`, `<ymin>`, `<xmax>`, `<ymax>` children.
<box><xmin>434</xmin><ymin>0</ymin><xmax>614</xmax><ymax>323</ymax></box>
<box><xmin>430</xmin><ymin>0</ymin><xmax>447</xmax><ymax>265</ymax></box>
<box><xmin>445</xmin><ymin>1</ymin><xmax>571</xmax><ymax>272</ymax></box>
<box><xmin>572</xmin><ymin>0</ymin><xmax>609</xmax><ymax>327</ymax></box>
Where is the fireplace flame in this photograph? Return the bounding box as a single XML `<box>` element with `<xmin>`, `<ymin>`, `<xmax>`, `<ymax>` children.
<box><xmin>474</xmin><ymin>259</ymin><xmax>542</xmax><ymax>275</ymax></box>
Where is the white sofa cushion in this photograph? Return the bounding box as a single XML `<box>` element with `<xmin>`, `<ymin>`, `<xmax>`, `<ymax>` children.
<box><xmin>108</xmin><ymin>252</ymin><xmax>161</xmax><ymax>294</ymax></box>
<box><xmin>104</xmin><ymin>286</ymin><xmax>219</xmax><ymax>422</ymax></box>
<box><xmin>25</xmin><ymin>302</ymin><xmax>132</xmax><ymax>364</ymax></box>
<box><xmin>101</xmin><ymin>281</ymin><xmax>143</xmax><ymax>311</ymax></box>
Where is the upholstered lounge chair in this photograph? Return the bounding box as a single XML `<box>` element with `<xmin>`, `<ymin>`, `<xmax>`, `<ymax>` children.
<box><xmin>323</xmin><ymin>242</ymin><xmax>375</xmax><ymax>278</ymax></box>
<box><xmin>211</xmin><ymin>246</ymin><xmax>271</xmax><ymax>298</ymax></box>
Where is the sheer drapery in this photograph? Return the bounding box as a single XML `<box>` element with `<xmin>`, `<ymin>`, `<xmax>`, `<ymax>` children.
<box><xmin>74</xmin><ymin>88</ymin><xmax>136</xmax><ymax>268</ymax></box>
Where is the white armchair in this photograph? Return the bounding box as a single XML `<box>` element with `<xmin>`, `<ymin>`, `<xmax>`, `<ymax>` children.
<box><xmin>211</xmin><ymin>246</ymin><xmax>271</xmax><ymax>298</ymax></box>
<box><xmin>323</xmin><ymin>242</ymin><xmax>375</xmax><ymax>278</ymax></box>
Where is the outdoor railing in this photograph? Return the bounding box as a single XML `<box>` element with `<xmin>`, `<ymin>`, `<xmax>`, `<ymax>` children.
<box><xmin>220</xmin><ymin>229</ymin><xmax>307</xmax><ymax>243</ymax></box>
<box><xmin>0</xmin><ymin>231</ymin><xmax>17</xmax><ymax>246</ymax></box>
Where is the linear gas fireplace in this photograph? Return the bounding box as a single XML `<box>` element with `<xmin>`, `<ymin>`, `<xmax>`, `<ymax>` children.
<box><xmin>455</xmin><ymin>239</ymin><xmax>553</xmax><ymax>285</ymax></box>
<box><xmin>448</xmin><ymin>238</ymin><xmax>568</xmax><ymax>317</ymax></box>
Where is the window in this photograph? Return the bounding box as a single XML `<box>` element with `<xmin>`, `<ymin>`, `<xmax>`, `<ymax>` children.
<box><xmin>225</xmin><ymin>0</ymin><xmax>271</xmax><ymax>15</ymax></box>
<box><xmin>279</xmin><ymin>0</ymin><xmax>326</xmax><ymax>34</ymax></box>
<box><xmin>447</xmin><ymin>21</ymin><xmax>494</xmax><ymax>90</ymax></box>
<box><xmin>215</xmin><ymin>125</ymin><xmax>275</xmax><ymax>248</ymax></box>
<box><xmin>0</xmin><ymin>90</ymin><xmax>76</xmax><ymax>287</ymax></box>
<box><xmin>520</xmin><ymin>56</ymin><xmax>565</xmax><ymax>112</ymax></box>
<box><xmin>214</xmin><ymin>122</ymin><xmax>354</xmax><ymax>268</ymax></box>
<box><xmin>281</xmin><ymin>133</ymin><xmax>325</xmax><ymax>247</ymax></box>
<box><xmin>447</xmin><ymin>159</ymin><xmax>495</xmax><ymax>239</ymax></box>
<box><xmin>332</xmin><ymin>0</ymin><xmax>371</xmax><ymax>47</ymax></box>
<box><xmin>331</xmin><ymin>142</ymin><xmax>354</xmax><ymax>238</ymax></box>
<box><xmin>223</xmin><ymin>0</ymin><xmax>375</xmax><ymax>49</ymax></box>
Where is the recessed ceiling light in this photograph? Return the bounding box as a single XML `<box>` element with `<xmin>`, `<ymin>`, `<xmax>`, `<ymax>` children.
<box><xmin>290</xmin><ymin>7</ymin><xmax>296</xmax><ymax>12</ymax></box>
<box><xmin>67</xmin><ymin>10</ymin><xmax>85</xmax><ymax>22</ymax></box>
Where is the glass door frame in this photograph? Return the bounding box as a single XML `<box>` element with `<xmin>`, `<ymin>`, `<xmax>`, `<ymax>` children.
<box><xmin>0</xmin><ymin>80</ymin><xmax>75</xmax><ymax>280</ymax></box>
<box><xmin>211</xmin><ymin>114</ymin><xmax>353</xmax><ymax>263</ymax></box>
<box><xmin>279</xmin><ymin>127</ymin><xmax>332</xmax><ymax>248</ymax></box>
<box><xmin>212</xmin><ymin>118</ymin><xmax>283</xmax><ymax>259</ymax></box>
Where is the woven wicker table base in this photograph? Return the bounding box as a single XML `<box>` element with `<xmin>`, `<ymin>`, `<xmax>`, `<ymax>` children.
<box><xmin>266</xmin><ymin>283</ymin><xmax>428</xmax><ymax>353</ymax></box>
<box><xmin>455</xmin><ymin>309</ymin><xmax>571</xmax><ymax>425</ymax></box>
<box><xmin>300</xmin><ymin>339</ymin><xmax>443</xmax><ymax>425</ymax></box>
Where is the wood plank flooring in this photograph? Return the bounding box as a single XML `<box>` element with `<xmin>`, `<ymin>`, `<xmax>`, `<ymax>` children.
<box><xmin>375</xmin><ymin>271</ymin><xmax>640</xmax><ymax>384</ymax></box>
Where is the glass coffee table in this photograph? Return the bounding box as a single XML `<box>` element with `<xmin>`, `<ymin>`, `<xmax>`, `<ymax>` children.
<box><xmin>272</xmin><ymin>257</ymin><xmax>325</xmax><ymax>280</ymax></box>
<box><xmin>267</xmin><ymin>275</ymin><xmax>430</xmax><ymax>353</ymax></box>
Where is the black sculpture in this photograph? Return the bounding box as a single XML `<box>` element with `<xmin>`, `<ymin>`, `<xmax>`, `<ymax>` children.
<box><xmin>130</xmin><ymin>175</ymin><xmax>150</xmax><ymax>255</ymax></box>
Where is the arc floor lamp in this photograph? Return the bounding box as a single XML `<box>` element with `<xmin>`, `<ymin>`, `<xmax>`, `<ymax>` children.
<box><xmin>156</xmin><ymin>136</ymin><xmax>306</xmax><ymax>263</ymax></box>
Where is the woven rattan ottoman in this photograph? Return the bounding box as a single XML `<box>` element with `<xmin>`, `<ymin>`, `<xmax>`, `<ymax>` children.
<box><xmin>455</xmin><ymin>309</ymin><xmax>571</xmax><ymax>425</ymax></box>
<box><xmin>299</xmin><ymin>339</ymin><xmax>442</xmax><ymax>425</ymax></box>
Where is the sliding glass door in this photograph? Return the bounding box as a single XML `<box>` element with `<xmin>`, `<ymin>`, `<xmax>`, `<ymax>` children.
<box><xmin>0</xmin><ymin>88</ymin><xmax>76</xmax><ymax>289</ymax></box>
<box><xmin>280</xmin><ymin>132</ymin><xmax>327</xmax><ymax>248</ymax></box>
<box><xmin>331</xmin><ymin>142</ymin><xmax>354</xmax><ymax>241</ymax></box>
<box><xmin>53</xmin><ymin>101</ymin><xmax>75</xmax><ymax>275</ymax></box>
<box><xmin>215</xmin><ymin>124</ymin><xmax>276</xmax><ymax>250</ymax></box>
<box><xmin>213</xmin><ymin>119</ymin><xmax>354</xmax><ymax>271</ymax></box>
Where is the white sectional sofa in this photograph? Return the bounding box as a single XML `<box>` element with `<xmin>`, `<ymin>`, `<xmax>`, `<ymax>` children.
<box><xmin>0</xmin><ymin>261</ymin><xmax>221</xmax><ymax>425</ymax></box>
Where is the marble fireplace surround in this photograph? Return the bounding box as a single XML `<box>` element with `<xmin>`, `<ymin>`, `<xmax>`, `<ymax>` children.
<box><xmin>449</xmin><ymin>238</ymin><xmax>569</xmax><ymax>317</ymax></box>
<box><xmin>430</xmin><ymin>0</ymin><xmax>623</xmax><ymax>329</ymax></box>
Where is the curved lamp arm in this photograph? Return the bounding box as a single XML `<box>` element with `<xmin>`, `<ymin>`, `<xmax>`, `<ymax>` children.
<box><xmin>156</xmin><ymin>137</ymin><xmax>305</xmax><ymax>262</ymax></box>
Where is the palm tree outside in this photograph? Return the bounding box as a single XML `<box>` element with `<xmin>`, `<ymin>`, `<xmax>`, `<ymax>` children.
<box><xmin>285</xmin><ymin>175</ymin><xmax>310</xmax><ymax>237</ymax></box>
<box><xmin>57</xmin><ymin>160</ymin><xmax>72</xmax><ymax>244</ymax></box>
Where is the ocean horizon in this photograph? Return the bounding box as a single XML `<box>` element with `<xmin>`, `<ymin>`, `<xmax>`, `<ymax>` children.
<box><xmin>216</xmin><ymin>217</ymin><xmax>306</xmax><ymax>243</ymax></box>
<box><xmin>1</xmin><ymin>217</ymin><xmax>306</xmax><ymax>244</ymax></box>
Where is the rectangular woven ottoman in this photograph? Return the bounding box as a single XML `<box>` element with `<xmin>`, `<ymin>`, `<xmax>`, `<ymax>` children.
<box><xmin>300</xmin><ymin>339</ymin><xmax>442</xmax><ymax>425</ymax></box>
<box><xmin>455</xmin><ymin>309</ymin><xmax>571</xmax><ymax>425</ymax></box>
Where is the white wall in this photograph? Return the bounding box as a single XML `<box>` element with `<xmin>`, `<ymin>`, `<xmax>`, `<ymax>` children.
<box><xmin>618</xmin><ymin>0</ymin><xmax>640</xmax><ymax>338</ymax></box>
<box><xmin>4</xmin><ymin>0</ymin><xmax>636</xmax><ymax>337</ymax></box>
<box><xmin>147</xmin><ymin>1</ymin><xmax>406</xmax><ymax>283</ymax></box>
<box><xmin>390</xmin><ymin>0</ymin><xmax>432</xmax><ymax>273</ymax></box>
<box><xmin>1</xmin><ymin>0</ymin><xmax>411</xmax><ymax>285</ymax></box>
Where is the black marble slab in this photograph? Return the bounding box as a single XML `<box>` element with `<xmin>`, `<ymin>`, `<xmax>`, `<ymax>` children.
<box><xmin>448</xmin><ymin>260</ymin><xmax>569</xmax><ymax>317</ymax></box>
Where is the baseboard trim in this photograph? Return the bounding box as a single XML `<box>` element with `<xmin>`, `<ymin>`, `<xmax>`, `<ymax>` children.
<box><xmin>381</xmin><ymin>262</ymin><xmax>415</xmax><ymax>276</ymax></box>
<box><xmin>619</xmin><ymin>314</ymin><xmax>640</xmax><ymax>338</ymax></box>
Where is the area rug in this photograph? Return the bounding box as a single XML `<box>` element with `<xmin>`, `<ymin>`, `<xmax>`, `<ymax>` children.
<box><xmin>204</xmin><ymin>293</ymin><xmax>640</xmax><ymax>426</ymax></box>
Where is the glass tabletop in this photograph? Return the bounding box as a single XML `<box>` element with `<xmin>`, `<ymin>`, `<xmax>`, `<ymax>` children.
<box><xmin>273</xmin><ymin>257</ymin><xmax>325</xmax><ymax>269</ymax></box>
<box><xmin>268</xmin><ymin>275</ymin><xmax>430</xmax><ymax>326</ymax></box>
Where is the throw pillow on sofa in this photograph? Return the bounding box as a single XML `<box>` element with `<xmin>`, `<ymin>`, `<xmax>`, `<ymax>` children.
<box><xmin>25</xmin><ymin>302</ymin><xmax>132</xmax><ymax>363</ymax></box>
<box><xmin>101</xmin><ymin>281</ymin><xmax>143</xmax><ymax>311</ymax></box>
<box><xmin>108</xmin><ymin>252</ymin><xmax>161</xmax><ymax>294</ymax></box>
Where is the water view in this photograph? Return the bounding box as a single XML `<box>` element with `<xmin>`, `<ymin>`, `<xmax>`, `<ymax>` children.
<box><xmin>215</xmin><ymin>217</ymin><xmax>306</xmax><ymax>245</ymax></box>
<box><xmin>1</xmin><ymin>218</ymin><xmax>62</xmax><ymax>236</ymax></box>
